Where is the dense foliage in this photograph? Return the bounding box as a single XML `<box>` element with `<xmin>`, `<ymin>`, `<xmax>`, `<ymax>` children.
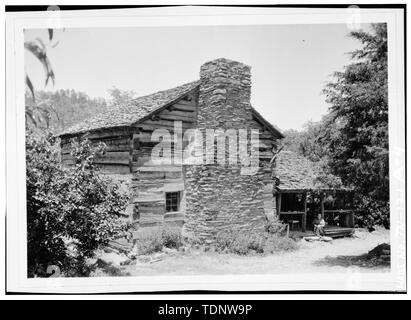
<box><xmin>25</xmin><ymin>90</ymin><xmax>108</xmax><ymax>132</ymax></box>
<box><xmin>282</xmin><ymin>24</ymin><xmax>389</xmax><ymax>228</ymax></box>
<box><xmin>281</xmin><ymin>119</ymin><xmax>330</xmax><ymax>162</ymax></box>
<box><xmin>26</xmin><ymin>133</ymin><xmax>130</xmax><ymax>277</ymax></box>
<box><xmin>25</xmin><ymin>87</ymin><xmax>139</xmax><ymax>133</ymax></box>
<box><xmin>323</xmin><ymin>24</ymin><xmax>389</xmax><ymax>228</ymax></box>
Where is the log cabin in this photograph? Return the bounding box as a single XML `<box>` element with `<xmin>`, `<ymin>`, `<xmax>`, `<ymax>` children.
<box><xmin>58</xmin><ymin>58</ymin><xmax>353</xmax><ymax>242</ymax></box>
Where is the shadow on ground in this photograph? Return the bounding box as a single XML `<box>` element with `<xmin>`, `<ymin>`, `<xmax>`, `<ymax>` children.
<box><xmin>312</xmin><ymin>254</ymin><xmax>390</xmax><ymax>269</ymax></box>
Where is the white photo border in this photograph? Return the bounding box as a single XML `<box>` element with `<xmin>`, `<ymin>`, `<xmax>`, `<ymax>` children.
<box><xmin>5</xmin><ymin>5</ymin><xmax>406</xmax><ymax>293</ymax></box>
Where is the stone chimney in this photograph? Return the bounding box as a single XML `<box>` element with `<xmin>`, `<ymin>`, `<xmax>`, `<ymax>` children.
<box><xmin>183</xmin><ymin>59</ymin><xmax>269</xmax><ymax>243</ymax></box>
<box><xmin>197</xmin><ymin>58</ymin><xmax>253</xmax><ymax>129</ymax></box>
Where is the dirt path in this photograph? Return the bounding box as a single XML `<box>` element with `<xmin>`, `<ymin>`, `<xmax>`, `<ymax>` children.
<box><xmin>121</xmin><ymin>228</ymin><xmax>390</xmax><ymax>276</ymax></box>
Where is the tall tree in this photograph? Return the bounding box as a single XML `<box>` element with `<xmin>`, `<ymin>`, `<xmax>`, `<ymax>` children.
<box><xmin>323</xmin><ymin>23</ymin><xmax>389</xmax><ymax>227</ymax></box>
<box><xmin>281</xmin><ymin>119</ymin><xmax>330</xmax><ymax>162</ymax></box>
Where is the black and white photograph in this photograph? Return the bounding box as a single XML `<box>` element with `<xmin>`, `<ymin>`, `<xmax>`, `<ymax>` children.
<box><xmin>4</xmin><ymin>4</ymin><xmax>406</xmax><ymax>294</ymax></box>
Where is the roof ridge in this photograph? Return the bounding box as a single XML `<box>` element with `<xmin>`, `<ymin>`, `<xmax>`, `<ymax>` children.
<box><xmin>128</xmin><ymin>80</ymin><xmax>199</xmax><ymax>103</ymax></box>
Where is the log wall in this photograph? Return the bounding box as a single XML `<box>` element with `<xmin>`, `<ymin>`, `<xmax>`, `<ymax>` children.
<box><xmin>131</xmin><ymin>91</ymin><xmax>198</xmax><ymax>236</ymax></box>
<box><xmin>60</xmin><ymin>127</ymin><xmax>135</xmax><ymax>175</ymax></box>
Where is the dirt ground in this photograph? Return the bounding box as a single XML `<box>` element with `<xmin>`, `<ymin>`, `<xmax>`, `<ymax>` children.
<box><xmin>119</xmin><ymin>227</ymin><xmax>390</xmax><ymax>276</ymax></box>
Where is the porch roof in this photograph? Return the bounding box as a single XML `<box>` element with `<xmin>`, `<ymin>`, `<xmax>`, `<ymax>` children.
<box><xmin>274</xmin><ymin>151</ymin><xmax>349</xmax><ymax>192</ymax></box>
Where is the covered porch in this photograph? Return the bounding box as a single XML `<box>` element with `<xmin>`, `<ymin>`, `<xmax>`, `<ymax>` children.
<box><xmin>276</xmin><ymin>190</ymin><xmax>355</xmax><ymax>237</ymax></box>
<box><xmin>273</xmin><ymin>150</ymin><xmax>355</xmax><ymax>238</ymax></box>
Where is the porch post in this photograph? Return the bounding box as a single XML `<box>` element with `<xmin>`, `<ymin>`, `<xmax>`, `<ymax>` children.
<box><xmin>349</xmin><ymin>211</ymin><xmax>355</xmax><ymax>228</ymax></box>
<box><xmin>320</xmin><ymin>192</ymin><xmax>325</xmax><ymax>219</ymax></box>
<box><xmin>302</xmin><ymin>192</ymin><xmax>307</xmax><ymax>232</ymax></box>
<box><xmin>277</xmin><ymin>193</ymin><xmax>282</xmax><ymax>214</ymax></box>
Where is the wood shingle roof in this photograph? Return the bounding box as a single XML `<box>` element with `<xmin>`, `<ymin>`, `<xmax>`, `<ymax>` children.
<box><xmin>58</xmin><ymin>80</ymin><xmax>284</xmax><ymax>139</ymax></box>
<box><xmin>58</xmin><ymin>81</ymin><xmax>199</xmax><ymax>136</ymax></box>
<box><xmin>275</xmin><ymin>151</ymin><xmax>345</xmax><ymax>191</ymax></box>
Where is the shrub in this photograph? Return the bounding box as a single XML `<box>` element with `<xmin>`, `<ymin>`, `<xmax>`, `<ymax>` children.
<box><xmin>134</xmin><ymin>225</ymin><xmax>183</xmax><ymax>255</ymax></box>
<box><xmin>182</xmin><ymin>231</ymin><xmax>202</xmax><ymax>246</ymax></box>
<box><xmin>215</xmin><ymin>230</ymin><xmax>237</xmax><ymax>251</ymax></box>
<box><xmin>26</xmin><ymin>132</ymin><xmax>130</xmax><ymax>277</ymax></box>
<box><xmin>134</xmin><ymin>229</ymin><xmax>164</xmax><ymax>255</ymax></box>
<box><xmin>231</xmin><ymin>233</ymin><xmax>265</xmax><ymax>255</ymax></box>
<box><xmin>161</xmin><ymin>225</ymin><xmax>183</xmax><ymax>249</ymax></box>
<box><xmin>263</xmin><ymin>235</ymin><xmax>299</xmax><ymax>254</ymax></box>
<box><xmin>265</xmin><ymin>215</ymin><xmax>287</xmax><ymax>235</ymax></box>
<box><xmin>355</xmin><ymin>196</ymin><xmax>390</xmax><ymax>230</ymax></box>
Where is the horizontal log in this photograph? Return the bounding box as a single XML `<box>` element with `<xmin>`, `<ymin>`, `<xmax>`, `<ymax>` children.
<box><xmin>136</xmin><ymin>122</ymin><xmax>193</xmax><ymax>132</ymax></box>
<box><xmin>97</xmin><ymin>164</ymin><xmax>131</xmax><ymax>174</ymax></box>
<box><xmin>62</xmin><ymin>157</ymin><xmax>130</xmax><ymax>166</ymax></box>
<box><xmin>138</xmin><ymin>221</ymin><xmax>163</xmax><ymax>228</ymax></box>
<box><xmin>82</xmin><ymin>130</ymin><xmax>133</xmax><ymax>140</ymax></box>
<box><xmin>139</xmin><ymin>216</ymin><xmax>164</xmax><ymax>224</ymax></box>
<box><xmin>164</xmin><ymin>220</ymin><xmax>184</xmax><ymax>228</ymax></box>
<box><xmin>136</xmin><ymin>171</ymin><xmax>166</xmax><ymax>180</ymax></box>
<box><xmin>161</xmin><ymin>109</ymin><xmax>196</xmax><ymax>117</ymax></box>
<box><xmin>135</xmin><ymin>196</ymin><xmax>165</xmax><ymax>203</ymax></box>
<box><xmin>94</xmin><ymin>152</ymin><xmax>130</xmax><ymax>165</ymax></box>
<box><xmin>174</xmin><ymin>99</ymin><xmax>195</xmax><ymax>106</ymax></box>
<box><xmin>164</xmin><ymin>212</ymin><xmax>185</xmax><ymax>220</ymax></box>
<box><xmin>171</xmin><ymin>105</ymin><xmax>197</xmax><ymax>113</ymax></box>
<box><xmin>135</xmin><ymin>178</ymin><xmax>183</xmax><ymax>186</ymax></box>
<box><xmin>138</xmin><ymin>206</ymin><xmax>165</xmax><ymax>216</ymax></box>
<box><xmin>164</xmin><ymin>182</ymin><xmax>184</xmax><ymax>192</ymax></box>
<box><xmin>138</xmin><ymin>166</ymin><xmax>182</xmax><ymax>172</ymax></box>
<box><xmin>134</xmin><ymin>171</ymin><xmax>182</xmax><ymax>182</ymax></box>
<box><xmin>159</xmin><ymin>114</ymin><xmax>196</xmax><ymax>123</ymax></box>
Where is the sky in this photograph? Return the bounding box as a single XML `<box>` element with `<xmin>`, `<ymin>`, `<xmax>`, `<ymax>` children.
<box><xmin>25</xmin><ymin>24</ymin><xmax>367</xmax><ymax>131</ymax></box>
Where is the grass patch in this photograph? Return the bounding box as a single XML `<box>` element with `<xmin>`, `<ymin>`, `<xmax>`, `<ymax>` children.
<box><xmin>215</xmin><ymin>230</ymin><xmax>298</xmax><ymax>255</ymax></box>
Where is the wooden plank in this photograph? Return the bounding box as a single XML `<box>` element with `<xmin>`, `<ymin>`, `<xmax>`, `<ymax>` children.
<box><xmin>136</xmin><ymin>171</ymin><xmax>166</xmax><ymax>180</ymax></box>
<box><xmin>94</xmin><ymin>151</ymin><xmax>130</xmax><ymax>165</ymax></box>
<box><xmin>136</xmin><ymin>122</ymin><xmax>192</xmax><ymax>131</ymax></box>
<box><xmin>138</xmin><ymin>221</ymin><xmax>163</xmax><ymax>228</ymax></box>
<box><xmin>138</xmin><ymin>166</ymin><xmax>182</xmax><ymax>172</ymax></box>
<box><xmin>139</xmin><ymin>216</ymin><xmax>164</xmax><ymax>224</ymax></box>
<box><xmin>97</xmin><ymin>164</ymin><xmax>131</xmax><ymax>174</ymax></box>
<box><xmin>164</xmin><ymin>212</ymin><xmax>185</xmax><ymax>220</ymax></box>
<box><xmin>163</xmin><ymin>182</ymin><xmax>184</xmax><ymax>192</ymax></box>
<box><xmin>173</xmin><ymin>99</ymin><xmax>195</xmax><ymax>106</ymax></box>
<box><xmin>60</xmin><ymin>139</ymin><xmax>132</xmax><ymax>154</ymax></box>
<box><xmin>159</xmin><ymin>114</ymin><xmax>196</xmax><ymax>123</ymax></box>
<box><xmin>171</xmin><ymin>104</ymin><xmax>196</xmax><ymax>112</ymax></box>
<box><xmin>138</xmin><ymin>203</ymin><xmax>165</xmax><ymax>214</ymax></box>
<box><xmin>135</xmin><ymin>197</ymin><xmax>165</xmax><ymax>203</ymax></box>
<box><xmin>83</xmin><ymin>130</ymin><xmax>132</xmax><ymax>140</ymax></box>
<box><xmin>161</xmin><ymin>109</ymin><xmax>196</xmax><ymax>117</ymax></box>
